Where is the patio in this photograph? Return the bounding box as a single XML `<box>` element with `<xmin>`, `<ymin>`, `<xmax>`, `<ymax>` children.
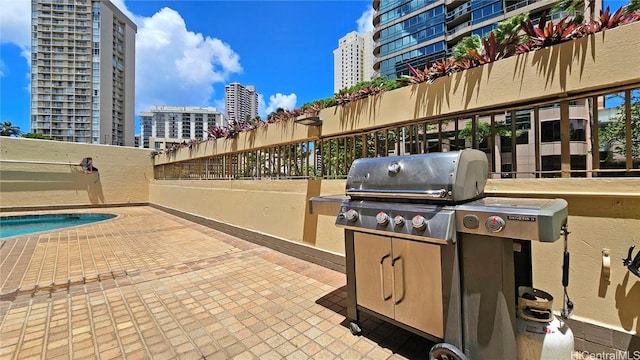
<box><xmin>0</xmin><ymin>206</ymin><xmax>436</xmax><ymax>359</ymax></box>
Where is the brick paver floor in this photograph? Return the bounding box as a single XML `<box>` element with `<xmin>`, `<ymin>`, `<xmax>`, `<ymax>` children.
<box><xmin>0</xmin><ymin>206</ymin><xmax>436</xmax><ymax>359</ymax></box>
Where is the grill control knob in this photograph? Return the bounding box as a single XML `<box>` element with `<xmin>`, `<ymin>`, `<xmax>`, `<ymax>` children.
<box><xmin>485</xmin><ymin>215</ymin><xmax>506</xmax><ymax>232</ymax></box>
<box><xmin>345</xmin><ymin>209</ymin><xmax>359</xmax><ymax>222</ymax></box>
<box><xmin>412</xmin><ymin>215</ymin><xmax>427</xmax><ymax>230</ymax></box>
<box><xmin>393</xmin><ymin>215</ymin><xmax>405</xmax><ymax>226</ymax></box>
<box><xmin>376</xmin><ymin>212</ymin><xmax>390</xmax><ymax>226</ymax></box>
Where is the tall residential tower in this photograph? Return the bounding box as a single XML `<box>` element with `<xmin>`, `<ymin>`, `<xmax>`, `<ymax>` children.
<box><xmin>30</xmin><ymin>0</ymin><xmax>136</xmax><ymax>145</ymax></box>
<box><xmin>224</xmin><ymin>83</ymin><xmax>258</xmax><ymax>123</ymax></box>
<box><xmin>333</xmin><ymin>31</ymin><xmax>375</xmax><ymax>93</ymax></box>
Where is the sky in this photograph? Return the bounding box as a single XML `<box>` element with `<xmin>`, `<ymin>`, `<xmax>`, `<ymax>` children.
<box><xmin>0</xmin><ymin>0</ymin><xmax>628</xmax><ymax>136</ymax></box>
<box><xmin>0</xmin><ymin>0</ymin><xmax>375</xmax><ymax>134</ymax></box>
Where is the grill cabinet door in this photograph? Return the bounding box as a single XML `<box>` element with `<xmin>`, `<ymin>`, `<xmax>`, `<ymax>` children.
<box><xmin>392</xmin><ymin>238</ymin><xmax>444</xmax><ymax>338</ymax></box>
<box><xmin>354</xmin><ymin>233</ymin><xmax>394</xmax><ymax>319</ymax></box>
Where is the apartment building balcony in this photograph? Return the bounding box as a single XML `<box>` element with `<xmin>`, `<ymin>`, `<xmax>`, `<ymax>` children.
<box><xmin>446</xmin><ymin>2</ymin><xmax>471</xmax><ymax>27</ymax></box>
<box><xmin>446</xmin><ymin>20</ymin><xmax>472</xmax><ymax>42</ymax></box>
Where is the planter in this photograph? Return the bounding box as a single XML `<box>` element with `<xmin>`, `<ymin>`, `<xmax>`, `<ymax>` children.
<box><xmin>155</xmin><ymin>21</ymin><xmax>640</xmax><ymax>163</ymax></box>
<box><xmin>319</xmin><ymin>21</ymin><xmax>640</xmax><ymax>137</ymax></box>
<box><xmin>154</xmin><ymin>119</ymin><xmax>321</xmax><ymax>165</ymax></box>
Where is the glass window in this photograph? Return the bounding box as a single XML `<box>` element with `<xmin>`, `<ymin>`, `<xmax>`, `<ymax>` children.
<box><xmin>596</xmin><ymin>90</ymin><xmax>640</xmax><ymax>174</ymax></box>
<box><xmin>541</xmin><ymin>121</ymin><xmax>560</xmax><ymax>142</ymax></box>
<box><xmin>541</xmin><ymin>155</ymin><xmax>587</xmax><ymax>178</ymax></box>
<box><xmin>472</xmin><ymin>1</ymin><xmax>503</xmax><ymax>23</ymax></box>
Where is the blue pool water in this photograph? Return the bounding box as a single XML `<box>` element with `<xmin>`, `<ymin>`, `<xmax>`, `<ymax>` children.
<box><xmin>0</xmin><ymin>213</ymin><xmax>116</xmax><ymax>238</ymax></box>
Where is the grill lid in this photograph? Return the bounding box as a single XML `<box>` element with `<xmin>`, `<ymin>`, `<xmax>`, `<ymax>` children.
<box><xmin>345</xmin><ymin>149</ymin><xmax>488</xmax><ymax>203</ymax></box>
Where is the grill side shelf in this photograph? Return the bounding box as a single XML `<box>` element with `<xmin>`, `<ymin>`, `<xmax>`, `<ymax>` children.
<box><xmin>308</xmin><ymin>195</ymin><xmax>347</xmax><ymax>216</ymax></box>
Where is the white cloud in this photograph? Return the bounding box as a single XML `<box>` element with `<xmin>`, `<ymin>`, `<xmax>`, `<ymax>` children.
<box><xmin>356</xmin><ymin>6</ymin><xmax>375</xmax><ymax>34</ymax></box>
<box><xmin>0</xmin><ymin>0</ymin><xmax>31</xmax><ymax>59</ymax></box>
<box><xmin>132</xmin><ymin>7</ymin><xmax>242</xmax><ymax>114</ymax></box>
<box><xmin>261</xmin><ymin>93</ymin><xmax>297</xmax><ymax>117</ymax></box>
<box><xmin>1</xmin><ymin>0</ymin><xmax>302</xmax><ymax>124</ymax></box>
<box><xmin>0</xmin><ymin>0</ymin><xmax>242</xmax><ymax>115</ymax></box>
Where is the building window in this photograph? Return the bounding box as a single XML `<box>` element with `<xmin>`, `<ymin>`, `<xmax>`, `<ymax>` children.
<box><xmin>541</xmin><ymin>155</ymin><xmax>587</xmax><ymax>177</ymax></box>
<box><xmin>541</xmin><ymin>119</ymin><xmax>586</xmax><ymax>142</ymax></box>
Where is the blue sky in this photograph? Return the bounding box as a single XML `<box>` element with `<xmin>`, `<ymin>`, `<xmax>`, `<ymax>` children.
<box><xmin>0</xmin><ymin>0</ymin><xmax>629</xmax><ymax>135</ymax></box>
<box><xmin>0</xmin><ymin>0</ymin><xmax>374</xmax><ymax>134</ymax></box>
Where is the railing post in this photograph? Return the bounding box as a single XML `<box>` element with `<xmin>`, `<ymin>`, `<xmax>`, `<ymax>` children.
<box><xmin>560</xmin><ymin>100</ymin><xmax>571</xmax><ymax>178</ymax></box>
<box><xmin>624</xmin><ymin>90</ymin><xmax>633</xmax><ymax>171</ymax></box>
<box><xmin>534</xmin><ymin>107</ymin><xmax>541</xmax><ymax>178</ymax></box>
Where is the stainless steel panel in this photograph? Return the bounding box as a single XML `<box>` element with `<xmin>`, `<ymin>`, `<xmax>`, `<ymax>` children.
<box><xmin>345</xmin><ymin>149</ymin><xmax>488</xmax><ymax>203</ymax></box>
<box><xmin>392</xmin><ymin>238</ymin><xmax>444</xmax><ymax>338</ymax></box>
<box><xmin>461</xmin><ymin>234</ymin><xmax>517</xmax><ymax>359</ymax></box>
<box><xmin>308</xmin><ymin>195</ymin><xmax>346</xmax><ymax>216</ymax></box>
<box><xmin>352</xmin><ymin>232</ymin><xmax>448</xmax><ymax>340</ymax></box>
<box><xmin>354</xmin><ymin>233</ymin><xmax>394</xmax><ymax>319</ymax></box>
<box><xmin>455</xmin><ymin>197</ymin><xmax>568</xmax><ymax>242</ymax></box>
<box><xmin>335</xmin><ymin>200</ymin><xmax>456</xmax><ymax>243</ymax></box>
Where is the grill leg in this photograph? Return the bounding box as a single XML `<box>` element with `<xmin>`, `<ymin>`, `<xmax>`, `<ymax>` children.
<box><xmin>345</xmin><ymin>230</ymin><xmax>359</xmax><ymax>324</ymax></box>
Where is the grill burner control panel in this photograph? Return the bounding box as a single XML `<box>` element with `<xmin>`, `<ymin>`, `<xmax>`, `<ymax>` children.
<box><xmin>336</xmin><ymin>200</ymin><xmax>456</xmax><ymax>244</ymax></box>
<box><xmin>455</xmin><ymin>197</ymin><xmax>568</xmax><ymax>242</ymax></box>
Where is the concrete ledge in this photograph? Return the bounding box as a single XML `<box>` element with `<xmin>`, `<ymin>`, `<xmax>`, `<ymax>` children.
<box><xmin>151</xmin><ymin>203</ymin><xmax>346</xmax><ymax>273</ymax></box>
<box><xmin>0</xmin><ymin>202</ymin><xmax>149</xmax><ymax>213</ymax></box>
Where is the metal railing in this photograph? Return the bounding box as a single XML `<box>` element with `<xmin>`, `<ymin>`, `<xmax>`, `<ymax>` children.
<box><xmin>154</xmin><ymin>87</ymin><xmax>640</xmax><ymax>181</ymax></box>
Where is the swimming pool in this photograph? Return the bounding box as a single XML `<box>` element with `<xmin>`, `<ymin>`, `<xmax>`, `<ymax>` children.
<box><xmin>0</xmin><ymin>213</ymin><xmax>116</xmax><ymax>238</ymax></box>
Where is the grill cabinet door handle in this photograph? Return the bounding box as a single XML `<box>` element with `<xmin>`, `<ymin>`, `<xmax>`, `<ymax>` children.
<box><xmin>380</xmin><ymin>254</ymin><xmax>392</xmax><ymax>301</ymax></box>
<box><xmin>392</xmin><ymin>256</ymin><xmax>405</xmax><ymax>305</ymax></box>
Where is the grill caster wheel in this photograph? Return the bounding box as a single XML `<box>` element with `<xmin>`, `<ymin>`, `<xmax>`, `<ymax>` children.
<box><xmin>429</xmin><ymin>343</ymin><xmax>467</xmax><ymax>360</ymax></box>
<box><xmin>349</xmin><ymin>322</ymin><xmax>361</xmax><ymax>335</ymax></box>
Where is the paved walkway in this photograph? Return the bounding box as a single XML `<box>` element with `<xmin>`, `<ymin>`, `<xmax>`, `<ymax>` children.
<box><xmin>0</xmin><ymin>206</ymin><xmax>435</xmax><ymax>359</ymax></box>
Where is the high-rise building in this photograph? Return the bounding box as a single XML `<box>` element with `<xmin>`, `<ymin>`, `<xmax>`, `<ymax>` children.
<box><xmin>373</xmin><ymin>0</ymin><xmax>600</xmax><ymax>80</ymax></box>
<box><xmin>138</xmin><ymin>105</ymin><xmax>223</xmax><ymax>149</ymax></box>
<box><xmin>30</xmin><ymin>0</ymin><xmax>136</xmax><ymax>145</ymax></box>
<box><xmin>333</xmin><ymin>31</ymin><xmax>375</xmax><ymax>93</ymax></box>
<box><xmin>224</xmin><ymin>83</ymin><xmax>258</xmax><ymax>124</ymax></box>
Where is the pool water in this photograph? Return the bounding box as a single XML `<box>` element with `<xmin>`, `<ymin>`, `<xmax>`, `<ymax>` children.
<box><xmin>0</xmin><ymin>213</ymin><xmax>116</xmax><ymax>238</ymax></box>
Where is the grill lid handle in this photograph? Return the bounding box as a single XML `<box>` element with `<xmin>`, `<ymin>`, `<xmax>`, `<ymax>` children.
<box><xmin>346</xmin><ymin>189</ymin><xmax>449</xmax><ymax>199</ymax></box>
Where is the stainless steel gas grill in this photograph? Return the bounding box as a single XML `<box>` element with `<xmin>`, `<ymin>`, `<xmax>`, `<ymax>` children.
<box><xmin>312</xmin><ymin>149</ymin><xmax>573</xmax><ymax>360</ymax></box>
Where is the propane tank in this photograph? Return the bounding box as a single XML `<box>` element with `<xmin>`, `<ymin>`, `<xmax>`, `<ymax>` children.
<box><xmin>516</xmin><ymin>287</ymin><xmax>574</xmax><ymax>360</ymax></box>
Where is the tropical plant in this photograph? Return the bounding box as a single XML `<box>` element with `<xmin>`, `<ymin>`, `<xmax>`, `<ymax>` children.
<box><xmin>300</xmin><ymin>98</ymin><xmax>333</xmax><ymax>114</ymax></box>
<box><xmin>334</xmin><ymin>77</ymin><xmax>403</xmax><ymax>105</ymax></box>
<box><xmin>573</xmin><ymin>6</ymin><xmax>637</xmax><ymax>37</ymax></box>
<box><xmin>499</xmin><ymin>13</ymin><xmax>529</xmax><ymax>39</ymax></box>
<box><xmin>590</xmin><ymin>6</ymin><xmax>627</xmax><ymax>32</ymax></box>
<box><xmin>399</xmin><ymin>64</ymin><xmax>431</xmax><ymax>84</ymax></box>
<box><xmin>520</xmin><ymin>12</ymin><xmax>579</xmax><ymax>50</ymax></box>
<box><xmin>428</xmin><ymin>58</ymin><xmax>459</xmax><ymax>82</ymax></box>
<box><xmin>468</xmin><ymin>32</ymin><xmax>521</xmax><ymax>64</ymax></box>
<box><xmin>207</xmin><ymin>124</ymin><xmax>228</xmax><ymax>139</ymax></box>
<box><xmin>21</xmin><ymin>132</ymin><xmax>55</xmax><ymax>140</ymax></box>
<box><xmin>627</xmin><ymin>0</ymin><xmax>640</xmax><ymax>12</ymax></box>
<box><xmin>1</xmin><ymin>121</ymin><xmax>22</xmax><ymax>137</ymax></box>
<box><xmin>451</xmin><ymin>34</ymin><xmax>483</xmax><ymax>61</ymax></box>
